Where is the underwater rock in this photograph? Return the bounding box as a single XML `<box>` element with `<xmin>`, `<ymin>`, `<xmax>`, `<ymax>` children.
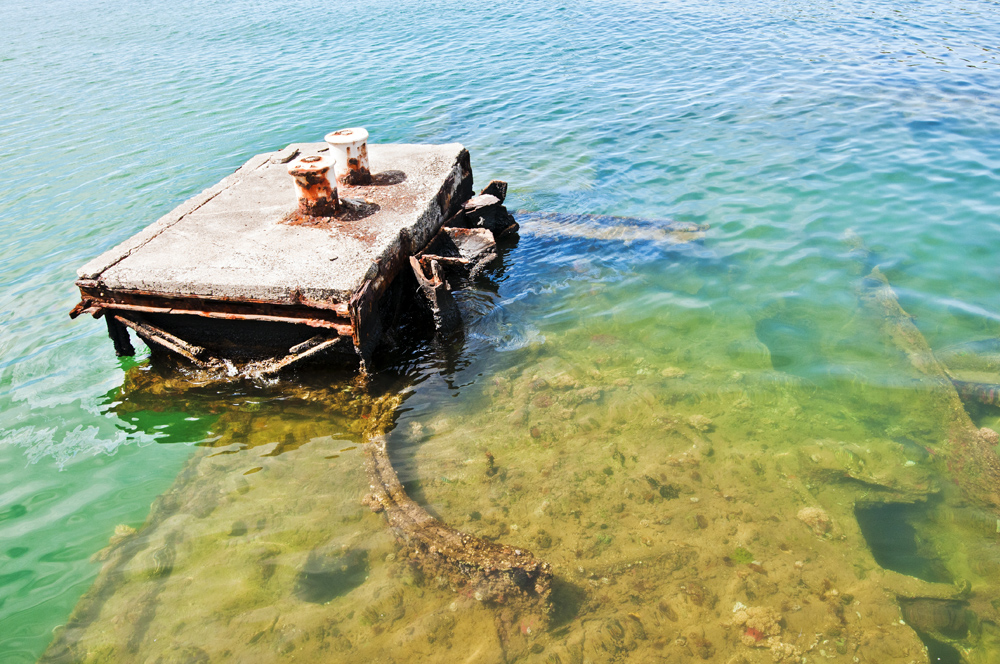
<box><xmin>518</xmin><ymin>212</ymin><xmax>707</xmax><ymax>245</ymax></box>
<box><xmin>726</xmin><ymin>338</ymin><xmax>773</xmax><ymax>371</ymax></box>
<box><xmin>688</xmin><ymin>415</ymin><xmax>713</xmax><ymax>432</ymax></box>
<box><xmin>796</xmin><ymin>507</ymin><xmax>831</xmax><ymax>537</ymax></box>
<box><xmin>681</xmin><ymin>581</ymin><xmax>716</xmax><ymax>608</ymax></box>
<box><xmin>579</xmin><ymin>615</ymin><xmax>645</xmax><ymax>662</ymax></box>
<box><xmin>797</xmin><ymin>441</ymin><xmax>936</xmax><ymax>500</ymax></box>
<box><xmin>658</xmin><ymin>600</ymin><xmax>678</xmax><ymax>622</ymax></box>
<box><xmin>729</xmin><ymin>605</ymin><xmax>782</xmax><ymax>646</ymax></box>
<box><xmin>937</xmin><ymin>338</ymin><xmax>1000</xmax><ymax>406</ymax></box>
<box><xmin>727</xmin><ymin>606</ymin><xmax>803</xmax><ymax>661</ymax></box>
<box><xmin>979</xmin><ymin>427</ymin><xmax>999</xmax><ymax>446</ymax></box>
<box><xmin>92</xmin><ymin>524</ymin><xmax>139</xmax><ymax>562</ymax></box>
<box><xmin>140</xmin><ymin>541</ymin><xmax>176</xmax><ymax>580</ymax></box>
<box><xmin>112</xmin><ymin>524</ymin><xmax>137</xmax><ymax>544</ymax></box>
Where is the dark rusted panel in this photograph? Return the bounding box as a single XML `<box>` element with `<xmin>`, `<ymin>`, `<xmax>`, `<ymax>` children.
<box><xmin>349</xmin><ymin>243</ymin><xmax>417</xmax><ymax>365</ymax></box>
<box><xmin>435</xmin><ymin>149</ymin><xmax>473</xmax><ymax>224</ymax></box>
<box><xmin>479</xmin><ymin>179</ymin><xmax>507</xmax><ymax>204</ymax></box>
<box><xmin>348</xmin><ymin>268</ymin><xmax>385</xmax><ymax>368</ymax></box>
<box><xmin>410</xmin><ymin>256</ymin><xmax>461</xmax><ymax>335</ymax></box>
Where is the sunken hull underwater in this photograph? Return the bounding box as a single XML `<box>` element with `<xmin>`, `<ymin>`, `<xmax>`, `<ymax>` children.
<box><xmin>69</xmin><ymin>141</ymin><xmax>517</xmax><ymax>374</ymax></box>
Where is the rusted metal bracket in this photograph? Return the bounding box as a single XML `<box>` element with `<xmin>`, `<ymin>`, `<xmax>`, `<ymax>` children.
<box><xmin>69</xmin><ymin>299</ymin><xmax>104</xmax><ymax>320</ymax></box>
<box><xmin>409</xmin><ymin>256</ymin><xmax>461</xmax><ymax>335</ymax></box>
<box><xmin>103</xmin><ymin>303</ymin><xmax>352</xmax><ymax>334</ymax></box>
<box><xmin>114</xmin><ymin>315</ymin><xmax>219</xmax><ymax>368</ymax></box>
<box><xmin>253</xmin><ymin>336</ymin><xmax>347</xmax><ymax>377</ymax></box>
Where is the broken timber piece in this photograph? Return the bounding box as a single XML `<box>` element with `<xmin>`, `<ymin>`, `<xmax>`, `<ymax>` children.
<box><xmin>479</xmin><ymin>179</ymin><xmax>508</xmax><ymax>204</ymax></box>
<box><xmin>410</xmin><ymin>256</ymin><xmax>461</xmax><ymax>335</ymax></box>
<box><xmin>418</xmin><ymin>226</ymin><xmax>497</xmax><ymax>282</ymax></box>
<box><xmin>463</xmin><ymin>194</ymin><xmax>519</xmax><ymax>240</ymax></box>
<box><xmin>69</xmin><ymin>139</ymin><xmax>478</xmax><ymax>370</ymax></box>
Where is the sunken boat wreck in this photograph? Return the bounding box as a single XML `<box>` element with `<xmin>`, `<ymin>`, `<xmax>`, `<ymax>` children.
<box><xmin>69</xmin><ymin>129</ymin><xmax>518</xmax><ymax>376</ymax></box>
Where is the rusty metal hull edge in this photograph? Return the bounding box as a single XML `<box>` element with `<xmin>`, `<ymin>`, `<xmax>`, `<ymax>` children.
<box><xmin>349</xmin><ymin>148</ymin><xmax>473</xmax><ymax>366</ymax></box>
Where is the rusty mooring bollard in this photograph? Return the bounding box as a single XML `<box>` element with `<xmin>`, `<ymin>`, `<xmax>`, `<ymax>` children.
<box><xmin>287</xmin><ymin>154</ymin><xmax>339</xmax><ymax>217</ymax></box>
<box><xmin>324</xmin><ymin>127</ymin><xmax>372</xmax><ymax>186</ymax></box>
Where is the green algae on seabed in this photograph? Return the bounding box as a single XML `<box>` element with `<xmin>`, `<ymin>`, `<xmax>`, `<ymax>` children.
<box><xmin>40</xmin><ymin>262</ymin><xmax>1000</xmax><ymax>663</ymax></box>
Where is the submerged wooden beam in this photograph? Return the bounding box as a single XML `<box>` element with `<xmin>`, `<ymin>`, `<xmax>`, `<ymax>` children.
<box><xmin>361</xmin><ymin>396</ymin><xmax>552</xmax><ymax>609</ymax></box>
<box><xmin>859</xmin><ymin>266</ymin><xmax>1000</xmax><ymax>514</ymax></box>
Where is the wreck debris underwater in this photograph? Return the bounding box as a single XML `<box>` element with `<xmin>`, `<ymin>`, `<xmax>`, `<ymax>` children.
<box><xmin>51</xmin><ymin>144</ymin><xmax>1000</xmax><ymax>662</ymax></box>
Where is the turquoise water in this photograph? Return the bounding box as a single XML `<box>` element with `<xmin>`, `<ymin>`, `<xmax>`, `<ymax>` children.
<box><xmin>2</xmin><ymin>0</ymin><xmax>1000</xmax><ymax>661</ymax></box>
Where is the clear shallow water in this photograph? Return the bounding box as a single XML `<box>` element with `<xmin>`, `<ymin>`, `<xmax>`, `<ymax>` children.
<box><xmin>2</xmin><ymin>0</ymin><xmax>1000</xmax><ymax>662</ymax></box>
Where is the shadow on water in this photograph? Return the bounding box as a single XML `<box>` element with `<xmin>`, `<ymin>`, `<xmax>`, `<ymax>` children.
<box><xmin>755</xmin><ymin>316</ymin><xmax>822</xmax><ymax>380</ymax></box>
<box><xmin>854</xmin><ymin>502</ymin><xmax>952</xmax><ymax>584</ymax></box>
<box><xmin>294</xmin><ymin>546</ymin><xmax>369</xmax><ymax>604</ymax></box>
<box><xmin>547</xmin><ymin>577</ymin><xmax>588</xmax><ymax>629</ymax></box>
<box><xmin>917</xmin><ymin>632</ymin><xmax>964</xmax><ymax>664</ymax></box>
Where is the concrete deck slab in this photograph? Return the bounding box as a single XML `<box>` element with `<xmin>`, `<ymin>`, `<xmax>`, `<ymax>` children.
<box><xmin>80</xmin><ymin>143</ymin><xmax>469</xmax><ymax>305</ymax></box>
